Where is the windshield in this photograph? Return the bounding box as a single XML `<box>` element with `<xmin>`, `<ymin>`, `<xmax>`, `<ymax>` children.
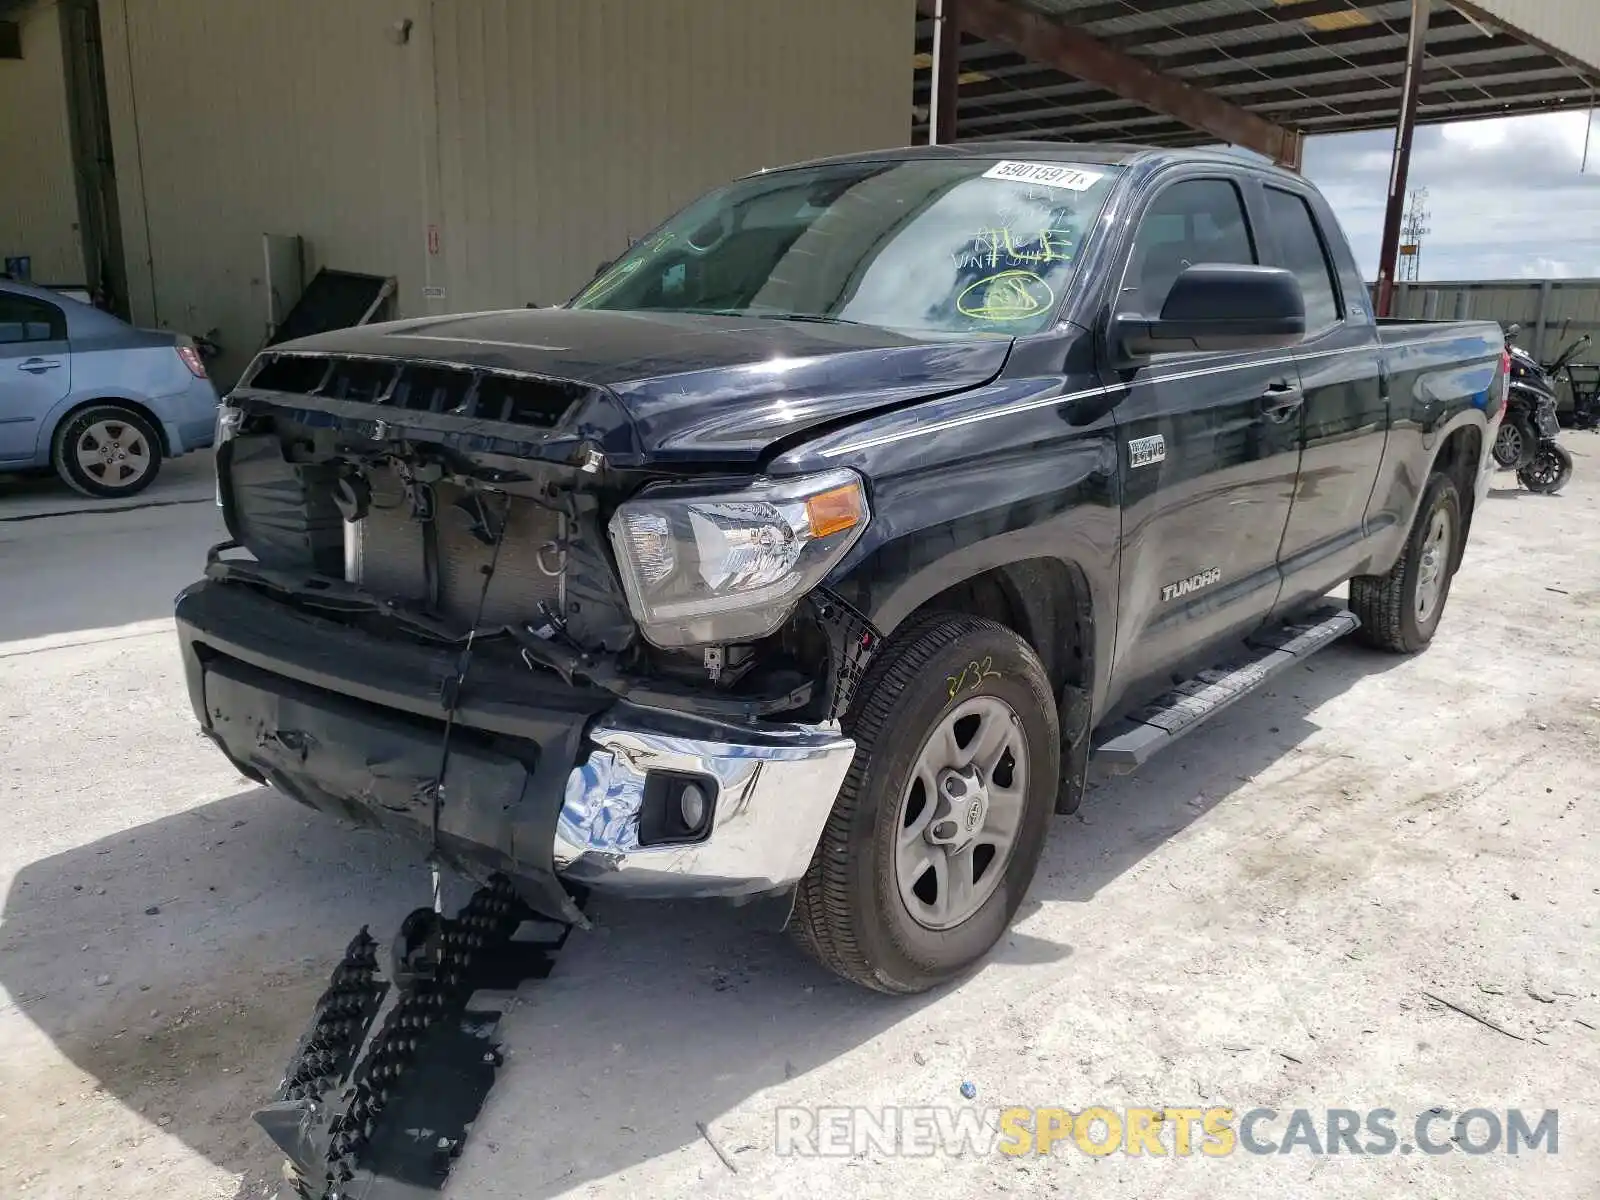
<box><xmin>568</xmin><ymin>157</ymin><xmax>1120</xmax><ymax>337</ymax></box>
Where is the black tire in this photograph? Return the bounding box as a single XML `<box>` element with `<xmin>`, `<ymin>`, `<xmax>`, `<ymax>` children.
<box><xmin>51</xmin><ymin>404</ymin><xmax>164</xmax><ymax>498</ymax></box>
<box><xmin>1516</xmin><ymin>443</ymin><xmax>1573</xmax><ymax>495</ymax></box>
<box><xmin>1492</xmin><ymin>415</ymin><xmax>1536</xmax><ymax>470</ymax></box>
<box><xmin>1350</xmin><ymin>472</ymin><xmax>1462</xmax><ymax>654</ymax></box>
<box><xmin>790</xmin><ymin>614</ymin><xmax>1060</xmax><ymax>994</ymax></box>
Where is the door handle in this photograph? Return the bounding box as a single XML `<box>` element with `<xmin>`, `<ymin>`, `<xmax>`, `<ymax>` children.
<box><xmin>1259</xmin><ymin>383</ymin><xmax>1304</xmax><ymax>422</ymax></box>
<box><xmin>18</xmin><ymin>358</ymin><xmax>63</xmax><ymax>374</ymax></box>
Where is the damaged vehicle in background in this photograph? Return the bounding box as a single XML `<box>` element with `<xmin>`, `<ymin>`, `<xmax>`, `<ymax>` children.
<box><xmin>176</xmin><ymin>144</ymin><xmax>1506</xmax><ymax>995</ymax></box>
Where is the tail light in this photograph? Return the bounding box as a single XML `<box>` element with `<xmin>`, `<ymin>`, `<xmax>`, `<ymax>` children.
<box><xmin>177</xmin><ymin>344</ymin><xmax>208</xmax><ymax>379</ymax></box>
<box><xmin>1498</xmin><ymin>350</ymin><xmax>1511</xmax><ymax>414</ymax></box>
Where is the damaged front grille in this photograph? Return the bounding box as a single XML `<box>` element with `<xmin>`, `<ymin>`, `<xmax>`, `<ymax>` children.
<box><xmin>346</xmin><ymin>466</ymin><xmax>565</xmax><ymax>629</ymax></box>
<box><xmin>248</xmin><ymin>353</ymin><xmax>593</xmax><ymax>431</ymax></box>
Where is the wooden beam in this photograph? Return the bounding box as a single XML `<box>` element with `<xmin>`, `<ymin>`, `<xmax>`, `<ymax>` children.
<box><xmin>915</xmin><ymin>0</ymin><xmax>1295</xmax><ymax>162</ymax></box>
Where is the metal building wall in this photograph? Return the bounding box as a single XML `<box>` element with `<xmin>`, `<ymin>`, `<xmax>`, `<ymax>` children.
<box><xmin>95</xmin><ymin>0</ymin><xmax>912</xmax><ymax>383</ymax></box>
<box><xmin>98</xmin><ymin>0</ymin><xmax>430</xmax><ymax>380</ymax></box>
<box><xmin>0</xmin><ymin>1</ymin><xmax>85</xmax><ymax>284</ymax></box>
<box><xmin>1391</xmin><ymin>277</ymin><xmax>1600</xmax><ymax>412</ymax></box>
<box><xmin>428</xmin><ymin>0</ymin><xmax>914</xmax><ymax>313</ymax></box>
<box><xmin>1391</xmin><ymin>279</ymin><xmax>1600</xmax><ymax>360</ymax></box>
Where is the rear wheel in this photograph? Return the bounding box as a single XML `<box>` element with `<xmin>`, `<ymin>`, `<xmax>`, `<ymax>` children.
<box><xmin>1492</xmin><ymin>415</ymin><xmax>1536</xmax><ymax>469</ymax></box>
<box><xmin>1350</xmin><ymin>472</ymin><xmax>1461</xmax><ymax>654</ymax></box>
<box><xmin>52</xmin><ymin>404</ymin><xmax>163</xmax><ymax>498</ymax></box>
<box><xmin>790</xmin><ymin>614</ymin><xmax>1059</xmax><ymax>994</ymax></box>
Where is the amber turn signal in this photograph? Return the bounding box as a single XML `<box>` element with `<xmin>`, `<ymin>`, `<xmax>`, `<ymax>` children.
<box><xmin>805</xmin><ymin>483</ymin><xmax>865</xmax><ymax>538</ymax></box>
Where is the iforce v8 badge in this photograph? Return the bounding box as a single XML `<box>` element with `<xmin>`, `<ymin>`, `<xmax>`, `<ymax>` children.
<box><xmin>1128</xmin><ymin>434</ymin><xmax>1166</xmax><ymax>468</ymax></box>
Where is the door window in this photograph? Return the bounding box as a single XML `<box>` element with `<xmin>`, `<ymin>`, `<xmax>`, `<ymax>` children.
<box><xmin>1121</xmin><ymin>179</ymin><xmax>1257</xmax><ymax>318</ymax></box>
<box><xmin>0</xmin><ymin>293</ymin><xmax>67</xmax><ymax>345</ymax></box>
<box><xmin>1262</xmin><ymin>187</ymin><xmax>1342</xmax><ymax>334</ymax></box>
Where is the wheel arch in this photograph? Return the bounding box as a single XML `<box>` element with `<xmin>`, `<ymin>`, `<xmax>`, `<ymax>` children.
<box><xmin>900</xmin><ymin>557</ymin><xmax>1101</xmax><ymax>717</ymax></box>
<box><xmin>1428</xmin><ymin>421</ymin><xmax>1482</xmax><ymax>572</ymax></box>
<box><xmin>43</xmin><ymin>394</ymin><xmax>174</xmax><ymax>460</ymax></box>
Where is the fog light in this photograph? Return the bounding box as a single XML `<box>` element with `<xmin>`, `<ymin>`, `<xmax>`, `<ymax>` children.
<box><xmin>637</xmin><ymin>773</ymin><xmax>716</xmax><ymax>846</ymax></box>
<box><xmin>679</xmin><ymin>783</ymin><xmax>708</xmax><ymax>830</ymax></box>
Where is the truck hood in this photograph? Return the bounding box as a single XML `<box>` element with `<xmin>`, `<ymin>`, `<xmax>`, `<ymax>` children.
<box><xmin>271</xmin><ymin>307</ymin><xmax>1013</xmax><ymax>463</ymax></box>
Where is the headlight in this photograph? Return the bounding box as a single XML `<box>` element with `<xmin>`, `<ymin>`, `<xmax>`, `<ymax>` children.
<box><xmin>608</xmin><ymin>468</ymin><xmax>869</xmax><ymax>648</ymax></box>
<box><xmin>215</xmin><ymin>403</ymin><xmax>243</xmax><ymax>446</ymax></box>
<box><xmin>213</xmin><ymin>404</ymin><xmax>243</xmax><ymax>507</ymax></box>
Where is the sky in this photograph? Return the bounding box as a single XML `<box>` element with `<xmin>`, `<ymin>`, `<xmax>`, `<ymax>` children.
<box><xmin>1299</xmin><ymin>109</ymin><xmax>1600</xmax><ymax>282</ymax></box>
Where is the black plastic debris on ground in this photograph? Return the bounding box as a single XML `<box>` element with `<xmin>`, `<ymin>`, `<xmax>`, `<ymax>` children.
<box><xmin>257</xmin><ymin>875</ymin><xmax>574</xmax><ymax>1199</ymax></box>
<box><xmin>282</xmin><ymin>929</ymin><xmax>389</xmax><ymax>1103</ymax></box>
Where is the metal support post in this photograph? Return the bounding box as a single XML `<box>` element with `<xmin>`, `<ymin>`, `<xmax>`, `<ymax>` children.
<box><xmin>929</xmin><ymin>0</ymin><xmax>960</xmax><ymax>145</ymax></box>
<box><xmin>1375</xmin><ymin>0</ymin><xmax>1430</xmax><ymax>318</ymax></box>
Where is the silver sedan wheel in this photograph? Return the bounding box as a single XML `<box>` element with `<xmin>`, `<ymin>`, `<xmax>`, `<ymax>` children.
<box><xmin>75</xmin><ymin>419</ymin><xmax>153</xmax><ymax>490</ymax></box>
<box><xmin>894</xmin><ymin>694</ymin><xmax>1030</xmax><ymax>931</ymax></box>
<box><xmin>1415</xmin><ymin>507</ymin><xmax>1453</xmax><ymax>624</ymax></box>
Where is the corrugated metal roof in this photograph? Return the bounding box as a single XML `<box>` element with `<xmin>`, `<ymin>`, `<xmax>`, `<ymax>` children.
<box><xmin>915</xmin><ymin>0</ymin><xmax>1600</xmax><ymax>147</ymax></box>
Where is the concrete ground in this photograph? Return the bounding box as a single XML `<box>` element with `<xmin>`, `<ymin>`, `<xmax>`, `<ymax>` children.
<box><xmin>1</xmin><ymin>443</ymin><xmax>1597</xmax><ymax>1199</ymax></box>
<box><xmin>0</xmin><ymin>449</ymin><xmax>215</xmax><ymax>525</ymax></box>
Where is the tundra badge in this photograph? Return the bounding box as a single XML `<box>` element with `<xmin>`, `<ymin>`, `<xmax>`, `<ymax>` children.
<box><xmin>1162</xmin><ymin>566</ymin><xmax>1221</xmax><ymax>602</ymax></box>
<box><xmin>1128</xmin><ymin>434</ymin><xmax>1166</xmax><ymax>468</ymax></box>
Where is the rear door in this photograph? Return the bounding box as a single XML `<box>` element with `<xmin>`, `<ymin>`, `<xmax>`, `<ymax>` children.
<box><xmin>0</xmin><ymin>289</ymin><xmax>71</xmax><ymax>463</ymax></box>
<box><xmin>1105</xmin><ymin>172</ymin><xmax>1303</xmax><ymax>699</ymax></box>
<box><xmin>1256</xmin><ymin>182</ymin><xmax>1390</xmax><ymax>612</ymax></box>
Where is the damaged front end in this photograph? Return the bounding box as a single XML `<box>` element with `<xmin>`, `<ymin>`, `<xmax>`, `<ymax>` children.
<box><xmin>178</xmin><ymin>349</ymin><xmax>879</xmax><ymax>924</ymax></box>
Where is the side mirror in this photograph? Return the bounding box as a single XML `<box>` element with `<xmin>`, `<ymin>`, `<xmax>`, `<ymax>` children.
<box><xmin>1111</xmin><ymin>264</ymin><xmax>1306</xmax><ymax>363</ymax></box>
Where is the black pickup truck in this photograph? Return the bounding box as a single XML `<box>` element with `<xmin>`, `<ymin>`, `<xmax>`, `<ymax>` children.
<box><xmin>178</xmin><ymin>143</ymin><xmax>1507</xmax><ymax>994</ymax></box>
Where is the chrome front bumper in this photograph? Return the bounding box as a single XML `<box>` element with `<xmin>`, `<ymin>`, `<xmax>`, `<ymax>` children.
<box><xmin>555</xmin><ymin>705</ymin><xmax>856</xmax><ymax>899</ymax></box>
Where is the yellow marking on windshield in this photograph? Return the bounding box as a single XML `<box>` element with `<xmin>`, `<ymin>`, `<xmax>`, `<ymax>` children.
<box><xmin>997</xmin><ymin>227</ymin><xmax>1075</xmax><ymax>264</ymax></box>
<box><xmin>957</xmin><ymin>227</ymin><xmax>1076</xmax><ymax>271</ymax></box>
<box><xmin>574</xmin><ymin>232</ymin><xmax>676</xmax><ymax>305</ymax></box>
<box><xmin>957</xmin><ymin>270</ymin><xmax>1055</xmax><ymax>322</ymax></box>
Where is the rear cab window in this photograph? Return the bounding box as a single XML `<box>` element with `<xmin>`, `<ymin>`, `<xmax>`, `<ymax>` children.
<box><xmin>0</xmin><ymin>292</ymin><xmax>67</xmax><ymax>345</ymax></box>
<box><xmin>1260</xmin><ymin>186</ymin><xmax>1344</xmax><ymax>335</ymax></box>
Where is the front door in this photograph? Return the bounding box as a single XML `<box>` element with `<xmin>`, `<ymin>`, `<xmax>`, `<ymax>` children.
<box><xmin>0</xmin><ymin>290</ymin><xmax>71</xmax><ymax>463</ymax></box>
<box><xmin>1105</xmin><ymin>175</ymin><xmax>1303</xmax><ymax>701</ymax></box>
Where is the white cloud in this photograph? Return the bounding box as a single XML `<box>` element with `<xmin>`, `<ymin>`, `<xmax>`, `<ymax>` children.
<box><xmin>1517</xmin><ymin>257</ymin><xmax>1577</xmax><ymax>279</ymax></box>
<box><xmin>1439</xmin><ymin>111</ymin><xmax>1592</xmax><ymax>158</ymax></box>
<box><xmin>1438</xmin><ymin>117</ymin><xmax>1513</xmax><ymax>152</ymax></box>
<box><xmin>1302</xmin><ymin>110</ymin><xmax>1600</xmax><ymax>281</ymax></box>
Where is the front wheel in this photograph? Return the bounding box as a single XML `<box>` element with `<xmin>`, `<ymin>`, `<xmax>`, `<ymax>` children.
<box><xmin>1517</xmin><ymin>443</ymin><xmax>1573</xmax><ymax>494</ymax></box>
<box><xmin>789</xmin><ymin>614</ymin><xmax>1060</xmax><ymax>994</ymax></box>
<box><xmin>1350</xmin><ymin>472</ymin><xmax>1462</xmax><ymax>654</ymax></box>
